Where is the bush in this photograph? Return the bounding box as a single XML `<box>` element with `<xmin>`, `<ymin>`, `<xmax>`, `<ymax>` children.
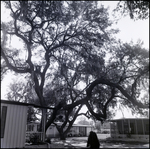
<box><xmin>102</xmin><ymin>130</ymin><xmax>110</xmax><ymax>134</ymax></box>
<box><xmin>29</xmin><ymin>133</ymin><xmax>41</xmax><ymax>144</ymax></box>
<box><xmin>45</xmin><ymin>136</ymin><xmax>51</xmax><ymax>144</ymax></box>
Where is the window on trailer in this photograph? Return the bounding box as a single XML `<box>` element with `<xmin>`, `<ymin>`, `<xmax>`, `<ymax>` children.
<box><xmin>1</xmin><ymin>106</ymin><xmax>7</xmax><ymax>138</ymax></box>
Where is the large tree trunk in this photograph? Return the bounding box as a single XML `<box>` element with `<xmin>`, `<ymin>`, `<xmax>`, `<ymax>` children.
<box><xmin>59</xmin><ymin>133</ymin><xmax>66</xmax><ymax>140</ymax></box>
<box><xmin>57</xmin><ymin>126</ymin><xmax>67</xmax><ymax>140</ymax></box>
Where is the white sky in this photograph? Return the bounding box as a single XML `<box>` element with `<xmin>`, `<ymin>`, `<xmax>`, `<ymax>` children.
<box><xmin>1</xmin><ymin>1</ymin><xmax>149</xmax><ymax>119</ymax></box>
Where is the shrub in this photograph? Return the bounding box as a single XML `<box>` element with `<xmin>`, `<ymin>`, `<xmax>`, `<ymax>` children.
<box><xmin>29</xmin><ymin>133</ymin><xmax>41</xmax><ymax>144</ymax></box>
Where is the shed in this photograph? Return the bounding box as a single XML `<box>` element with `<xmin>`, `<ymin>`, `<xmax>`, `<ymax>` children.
<box><xmin>1</xmin><ymin>100</ymin><xmax>28</xmax><ymax>148</ymax></box>
<box><xmin>110</xmin><ymin>118</ymin><xmax>149</xmax><ymax>142</ymax></box>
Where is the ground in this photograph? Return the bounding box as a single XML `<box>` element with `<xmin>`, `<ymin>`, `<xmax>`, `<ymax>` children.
<box><xmin>25</xmin><ymin>134</ymin><xmax>149</xmax><ymax>148</ymax></box>
<box><xmin>49</xmin><ymin>134</ymin><xmax>149</xmax><ymax>148</ymax></box>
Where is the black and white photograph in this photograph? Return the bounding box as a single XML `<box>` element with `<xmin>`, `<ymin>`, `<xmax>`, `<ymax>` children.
<box><xmin>1</xmin><ymin>1</ymin><xmax>149</xmax><ymax>148</ymax></box>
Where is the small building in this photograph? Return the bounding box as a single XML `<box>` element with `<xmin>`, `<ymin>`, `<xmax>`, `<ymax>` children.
<box><xmin>26</xmin><ymin>122</ymin><xmax>92</xmax><ymax>140</ymax></box>
<box><xmin>26</xmin><ymin>122</ymin><xmax>43</xmax><ymax>142</ymax></box>
<box><xmin>46</xmin><ymin>123</ymin><xmax>92</xmax><ymax>137</ymax></box>
<box><xmin>110</xmin><ymin>118</ymin><xmax>149</xmax><ymax>142</ymax></box>
<box><xmin>1</xmin><ymin>100</ymin><xmax>28</xmax><ymax>148</ymax></box>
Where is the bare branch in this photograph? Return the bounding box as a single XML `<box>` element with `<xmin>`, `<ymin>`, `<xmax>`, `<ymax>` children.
<box><xmin>1</xmin><ymin>48</ymin><xmax>30</xmax><ymax>73</ymax></box>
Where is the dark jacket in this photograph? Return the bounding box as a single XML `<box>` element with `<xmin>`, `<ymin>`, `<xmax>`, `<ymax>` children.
<box><xmin>87</xmin><ymin>131</ymin><xmax>100</xmax><ymax>149</ymax></box>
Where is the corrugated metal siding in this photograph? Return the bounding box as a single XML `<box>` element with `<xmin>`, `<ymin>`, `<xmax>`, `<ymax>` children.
<box><xmin>1</xmin><ymin>103</ymin><xmax>28</xmax><ymax>148</ymax></box>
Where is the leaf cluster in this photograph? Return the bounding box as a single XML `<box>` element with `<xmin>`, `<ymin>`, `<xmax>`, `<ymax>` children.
<box><xmin>115</xmin><ymin>1</ymin><xmax>149</xmax><ymax>20</ymax></box>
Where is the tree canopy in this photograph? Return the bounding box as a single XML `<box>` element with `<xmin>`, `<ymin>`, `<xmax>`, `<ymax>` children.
<box><xmin>1</xmin><ymin>1</ymin><xmax>149</xmax><ymax>140</ymax></box>
<box><xmin>115</xmin><ymin>1</ymin><xmax>149</xmax><ymax>20</ymax></box>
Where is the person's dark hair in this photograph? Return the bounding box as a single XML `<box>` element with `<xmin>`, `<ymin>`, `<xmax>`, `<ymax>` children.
<box><xmin>87</xmin><ymin>131</ymin><xmax>100</xmax><ymax>149</ymax></box>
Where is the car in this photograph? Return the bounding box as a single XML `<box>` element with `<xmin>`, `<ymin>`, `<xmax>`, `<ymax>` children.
<box><xmin>78</xmin><ymin>132</ymin><xmax>84</xmax><ymax>137</ymax></box>
<box><xmin>102</xmin><ymin>130</ymin><xmax>110</xmax><ymax>134</ymax></box>
<box><xmin>67</xmin><ymin>130</ymin><xmax>83</xmax><ymax>137</ymax></box>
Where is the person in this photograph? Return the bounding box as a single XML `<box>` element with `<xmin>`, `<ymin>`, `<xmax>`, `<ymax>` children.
<box><xmin>87</xmin><ymin>131</ymin><xmax>100</xmax><ymax>149</ymax></box>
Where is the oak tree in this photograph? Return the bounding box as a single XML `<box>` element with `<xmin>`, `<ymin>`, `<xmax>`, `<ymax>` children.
<box><xmin>1</xmin><ymin>1</ymin><xmax>149</xmax><ymax>140</ymax></box>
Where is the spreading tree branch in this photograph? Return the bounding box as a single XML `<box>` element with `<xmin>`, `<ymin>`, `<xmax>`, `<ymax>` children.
<box><xmin>86</xmin><ymin>78</ymin><xmax>149</xmax><ymax>108</ymax></box>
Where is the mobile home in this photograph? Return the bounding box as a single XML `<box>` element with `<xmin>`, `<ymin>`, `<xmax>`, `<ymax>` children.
<box><xmin>110</xmin><ymin>118</ymin><xmax>149</xmax><ymax>142</ymax></box>
<box><xmin>1</xmin><ymin>100</ymin><xmax>50</xmax><ymax>148</ymax></box>
<box><xmin>46</xmin><ymin>123</ymin><xmax>92</xmax><ymax>137</ymax></box>
<box><xmin>26</xmin><ymin>122</ymin><xmax>92</xmax><ymax>140</ymax></box>
<box><xmin>1</xmin><ymin>100</ymin><xmax>28</xmax><ymax>148</ymax></box>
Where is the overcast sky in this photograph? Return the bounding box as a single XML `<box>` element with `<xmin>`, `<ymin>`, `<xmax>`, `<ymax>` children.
<box><xmin>100</xmin><ymin>1</ymin><xmax>149</xmax><ymax>49</ymax></box>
